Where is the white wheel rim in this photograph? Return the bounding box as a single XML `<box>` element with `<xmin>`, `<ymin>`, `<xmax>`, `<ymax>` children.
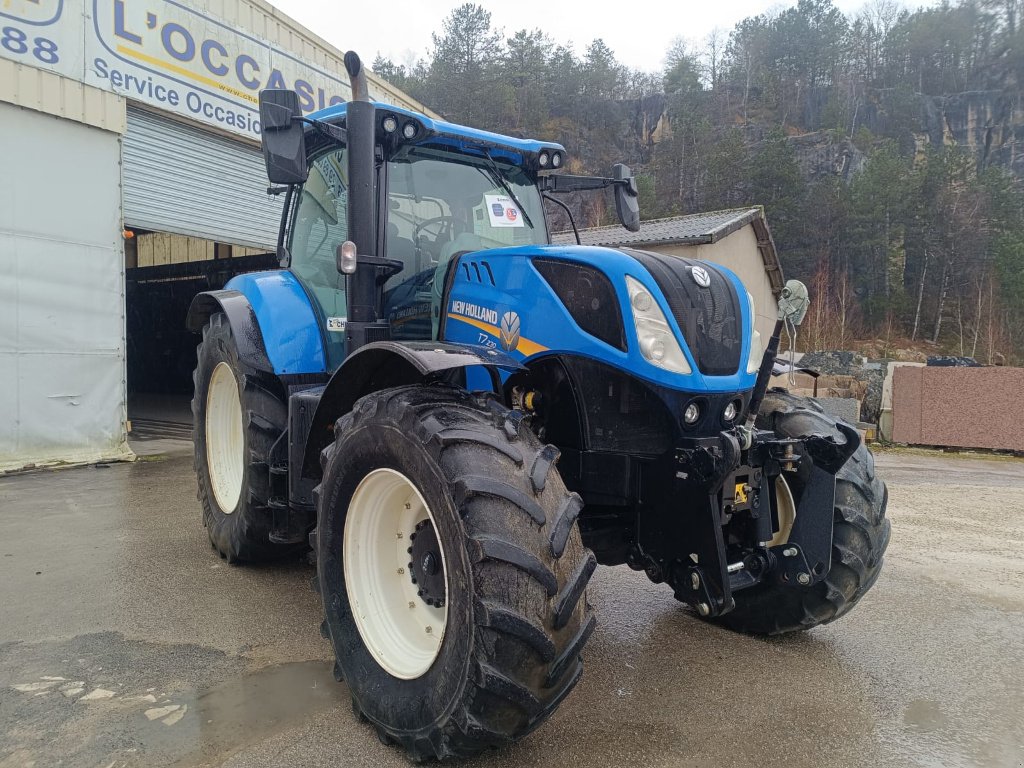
<box><xmin>344</xmin><ymin>468</ymin><xmax>448</xmax><ymax>680</ymax></box>
<box><xmin>205</xmin><ymin>362</ymin><xmax>244</xmax><ymax>513</ymax></box>
<box><xmin>767</xmin><ymin>475</ymin><xmax>797</xmax><ymax>547</ymax></box>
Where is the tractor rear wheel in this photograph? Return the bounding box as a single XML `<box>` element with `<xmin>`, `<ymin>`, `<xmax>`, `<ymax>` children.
<box><xmin>315</xmin><ymin>385</ymin><xmax>596</xmax><ymax>760</ymax></box>
<box><xmin>711</xmin><ymin>390</ymin><xmax>891</xmax><ymax>635</ymax></box>
<box><xmin>192</xmin><ymin>312</ymin><xmax>291</xmax><ymax>563</ymax></box>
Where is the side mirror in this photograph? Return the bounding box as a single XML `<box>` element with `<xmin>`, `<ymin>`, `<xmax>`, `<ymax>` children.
<box><xmin>612</xmin><ymin>163</ymin><xmax>640</xmax><ymax>232</ymax></box>
<box><xmin>259</xmin><ymin>90</ymin><xmax>308</xmax><ymax>185</ymax></box>
<box><xmin>778</xmin><ymin>279</ymin><xmax>810</xmax><ymax>326</ymax></box>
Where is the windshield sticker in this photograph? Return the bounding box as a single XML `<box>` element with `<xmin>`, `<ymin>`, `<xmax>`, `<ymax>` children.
<box><xmin>485</xmin><ymin>195</ymin><xmax>526</xmax><ymax>228</ymax></box>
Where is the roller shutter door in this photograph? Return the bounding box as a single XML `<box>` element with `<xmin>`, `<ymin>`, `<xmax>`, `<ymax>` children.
<box><xmin>123</xmin><ymin>107</ymin><xmax>282</xmax><ymax>248</ymax></box>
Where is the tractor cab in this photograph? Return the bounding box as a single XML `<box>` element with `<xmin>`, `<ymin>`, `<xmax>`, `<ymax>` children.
<box><xmin>286</xmin><ymin>117</ymin><xmax>550</xmax><ymax>361</ymax></box>
<box><xmin>259</xmin><ymin>87</ymin><xmax>638</xmax><ymax>368</ymax></box>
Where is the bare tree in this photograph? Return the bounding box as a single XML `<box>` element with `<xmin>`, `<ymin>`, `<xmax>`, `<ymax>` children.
<box><xmin>700</xmin><ymin>27</ymin><xmax>727</xmax><ymax>89</ymax></box>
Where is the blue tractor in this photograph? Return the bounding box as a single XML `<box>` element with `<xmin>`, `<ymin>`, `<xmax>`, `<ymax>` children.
<box><xmin>187</xmin><ymin>53</ymin><xmax>889</xmax><ymax>760</ymax></box>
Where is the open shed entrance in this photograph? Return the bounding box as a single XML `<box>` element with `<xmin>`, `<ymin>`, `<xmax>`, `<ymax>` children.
<box><xmin>124</xmin><ymin>232</ymin><xmax>277</xmax><ymax>440</ymax></box>
<box><xmin>120</xmin><ymin>107</ymin><xmax>282</xmax><ymax>441</ymax></box>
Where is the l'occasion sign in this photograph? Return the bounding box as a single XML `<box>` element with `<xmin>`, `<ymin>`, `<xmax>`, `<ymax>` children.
<box><xmin>0</xmin><ymin>0</ymin><xmax>410</xmax><ymax>141</ymax></box>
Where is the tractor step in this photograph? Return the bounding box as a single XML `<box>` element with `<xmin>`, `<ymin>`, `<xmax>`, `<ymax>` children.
<box><xmin>266</xmin><ymin>497</ymin><xmax>309</xmax><ymax>545</ymax></box>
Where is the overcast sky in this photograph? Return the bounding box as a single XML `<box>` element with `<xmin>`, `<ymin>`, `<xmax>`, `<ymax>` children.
<box><xmin>268</xmin><ymin>0</ymin><xmax>936</xmax><ymax>74</ymax></box>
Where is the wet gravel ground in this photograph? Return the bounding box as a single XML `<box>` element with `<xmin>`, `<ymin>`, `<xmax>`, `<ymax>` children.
<box><xmin>1</xmin><ymin>443</ymin><xmax>1021</xmax><ymax>768</ymax></box>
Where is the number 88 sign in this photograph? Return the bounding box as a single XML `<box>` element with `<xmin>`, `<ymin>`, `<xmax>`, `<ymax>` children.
<box><xmin>1</xmin><ymin>27</ymin><xmax>60</xmax><ymax>64</ymax></box>
<box><xmin>0</xmin><ymin>0</ymin><xmax>80</xmax><ymax>79</ymax></box>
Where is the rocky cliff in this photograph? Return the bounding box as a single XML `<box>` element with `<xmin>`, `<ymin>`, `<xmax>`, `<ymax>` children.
<box><xmin>631</xmin><ymin>87</ymin><xmax>1024</xmax><ymax>182</ymax></box>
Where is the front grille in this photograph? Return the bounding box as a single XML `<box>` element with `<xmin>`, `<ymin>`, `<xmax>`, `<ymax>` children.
<box><xmin>623</xmin><ymin>249</ymin><xmax>742</xmax><ymax>376</ymax></box>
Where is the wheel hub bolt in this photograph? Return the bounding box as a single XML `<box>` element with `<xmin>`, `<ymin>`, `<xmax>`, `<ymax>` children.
<box><xmin>697</xmin><ymin>602</ymin><xmax>710</xmax><ymax>616</ymax></box>
<box><xmin>783</xmin><ymin>547</ymin><xmax>798</xmax><ymax>557</ymax></box>
<box><xmin>797</xmin><ymin>572</ymin><xmax>811</xmax><ymax>585</ymax></box>
<box><xmin>690</xmin><ymin>572</ymin><xmax>700</xmax><ymax>590</ymax></box>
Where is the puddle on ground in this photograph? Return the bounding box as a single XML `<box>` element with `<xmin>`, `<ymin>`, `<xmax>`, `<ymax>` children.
<box><xmin>902</xmin><ymin>699</ymin><xmax>947</xmax><ymax>733</ymax></box>
<box><xmin>166</xmin><ymin>660</ymin><xmax>349</xmax><ymax>766</ymax></box>
<box><xmin>0</xmin><ymin>633</ymin><xmax>352</xmax><ymax>768</ymax></box>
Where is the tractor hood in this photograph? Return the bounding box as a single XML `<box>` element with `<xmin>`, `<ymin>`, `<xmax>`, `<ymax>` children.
<box><xmin>439</xmin><ymin>244</ymin><xmax>758</xmax><ymax>394</ymax></box>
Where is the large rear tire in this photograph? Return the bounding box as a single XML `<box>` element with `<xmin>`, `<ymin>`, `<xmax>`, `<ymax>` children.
<box><xmin>711</xmin><ymin>390</ymin><xmax>891</xmax><ymax>635</ymax></box>
<box><xmin>315</xmin><ymin>385</ymin><xmax>596</xmax><ymax>760</ymax></box>
<box><xmin>192</xmin><ymin>312</ymin><xmax>292</xmax><ymax>563</ymax></box>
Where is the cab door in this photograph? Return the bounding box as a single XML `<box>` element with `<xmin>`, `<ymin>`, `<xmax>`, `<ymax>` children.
<box><xmin>287</xmin><ymin>147</ymin><xmax>350</xmax><ymax>369</ymax></box>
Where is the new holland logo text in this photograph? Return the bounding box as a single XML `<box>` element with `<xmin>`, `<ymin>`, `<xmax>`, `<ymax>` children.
<box><xmin>450</xmin><ymin>300</ymin><xmax>498</xmax><ymax>325</ymax></box>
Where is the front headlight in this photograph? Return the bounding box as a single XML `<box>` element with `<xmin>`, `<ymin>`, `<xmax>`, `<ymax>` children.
<box><xmin>626</xmin><ymin>276</ymin><xmax>692</xmax><ymax>374</ymax></box>
<box><xmin>746</xmin><ymin>291</ymin><xmax>762</xmax><ymax>374</ymax></box>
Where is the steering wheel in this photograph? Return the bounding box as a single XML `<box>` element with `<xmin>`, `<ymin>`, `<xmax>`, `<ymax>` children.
<box><xmin>413</xmin><ymin>215</ymin><xmax>455</xmax><ymax>243</ymax></box>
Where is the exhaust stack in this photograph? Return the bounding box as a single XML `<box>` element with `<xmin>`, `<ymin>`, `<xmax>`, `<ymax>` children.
<box><xmin>345</xmin><ymin>51</ymin><xmax>370</xmax><ymax>102</ymax></box>
<box><xmin>342</xmin><ymin>51</ymin><xmax>382</xmax><ymax>352</ymax></box>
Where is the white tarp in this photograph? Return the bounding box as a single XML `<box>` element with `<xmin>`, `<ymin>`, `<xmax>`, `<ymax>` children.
<box><xmin>0</xmin><ymin>102</ymin><xmax>130</xmax><ymax>470</ymax></box>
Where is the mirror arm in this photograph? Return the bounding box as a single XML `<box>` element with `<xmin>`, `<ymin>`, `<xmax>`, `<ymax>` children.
<box><xmin>541</xmin><ymin>174</ymin><xmax>637</xmax><ymax>196</ymax></box>
<box><xmin>541</xmin><ymin>174</ymin><xmax>614</xmax><ymax>193</ymax></box>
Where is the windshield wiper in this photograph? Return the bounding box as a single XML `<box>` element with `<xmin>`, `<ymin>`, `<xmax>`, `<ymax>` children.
<box><xmin>479</xmin><ymin>149</ymin><xmax>535</xmax><ymax>230</ymax></box>
<box><xmin>300</xmin><ymin>116</ymin><xmax>347</xmax><ymax>144</ymax></box>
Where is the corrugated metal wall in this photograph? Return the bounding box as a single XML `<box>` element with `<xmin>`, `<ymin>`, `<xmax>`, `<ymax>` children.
<box><xmin>123</xmin><ymin>107</ymin><xmax>283</xmax><ymax>249</ymax></box>
<box><xmin>0</xmin><ymin>60</ymin><xmax>126</xmax><ymax>135</ymax></box>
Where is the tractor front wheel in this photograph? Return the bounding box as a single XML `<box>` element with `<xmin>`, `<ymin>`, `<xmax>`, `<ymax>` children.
<box><xmin>315</xmin><ymin>385</ymin><xmax>596</xmax><ymax>760</ymax></box>
<box><xmin>711</xmin><ymin>390</ymin><xmax>891</xmax><ymax>635</ymax></box>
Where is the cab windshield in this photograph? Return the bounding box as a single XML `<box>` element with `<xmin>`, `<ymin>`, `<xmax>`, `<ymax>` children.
<box><xmin>386</xmin><ymin>145</ymin><xmax>546</xmax><ymax>270</ymax></box>
<box><xmin>383</xmin><ymin>145</ymin><xmax>547</xmax><ymax>339</ymax></box>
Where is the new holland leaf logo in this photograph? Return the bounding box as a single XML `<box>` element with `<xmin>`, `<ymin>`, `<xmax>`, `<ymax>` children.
<box><xmin>499</xmin><ymin>311</ymin><xmax>521</xmax><ymax>352</ymax></box>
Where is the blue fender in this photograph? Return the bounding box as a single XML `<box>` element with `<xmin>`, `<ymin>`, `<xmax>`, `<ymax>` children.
<box><xmin>187</xmin><ymin>270</ymin><xmax>326</xmax><ymax>376</ymax></box>
<box><xmin>186</xmin><ymin>289</ymin><xmax>275</xmax><ymax>373</ymax></box>
<box><xmin>188</xmin><ymin>270</ymin><xmax>326</xmax><ymax>376</ymax></box>
<box><xmin>223</xmin><ymin>270</ymin><xmax>326</xmax><ymax>376</ymax></box>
